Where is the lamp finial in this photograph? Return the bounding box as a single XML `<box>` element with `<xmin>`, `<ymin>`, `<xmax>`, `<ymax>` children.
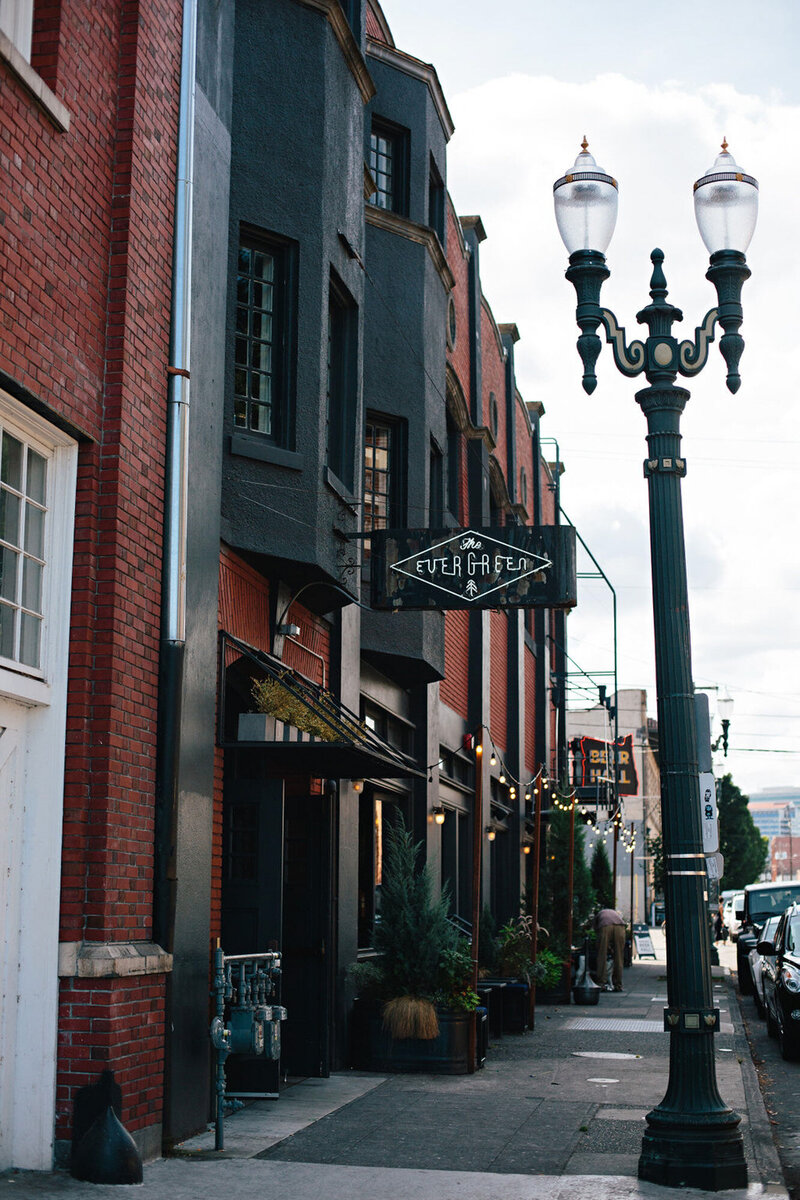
<box><xmin>721</xmin><ymin>136</ymin><xmax>729</xmax><ymax>153</ymax></box>
<box><xmin>581</xmin><ymin>135</ymin><xmax>589</xmax><ymax>153</ymax></box>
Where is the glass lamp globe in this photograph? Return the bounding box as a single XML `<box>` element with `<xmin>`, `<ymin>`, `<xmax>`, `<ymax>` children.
<box><xmin>693</xmin><ymin>141</ymin><xmax>758</xmax><ymax>254</ymax></box>
<box><xmin>717</xmin><ymin>690</ymin><xmax>734</xmax><ymax>723</ymax></box>
<box><xmin>553</xmin><ymin>139</ymin><xmax>619</xmax><ymax>254</ymax></box>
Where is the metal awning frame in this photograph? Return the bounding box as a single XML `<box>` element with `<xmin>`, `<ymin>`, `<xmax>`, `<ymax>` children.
<box><xmin>218</xmin><ymin>631</ymin><xmax>425</xmax><ymax>780</ymax></box>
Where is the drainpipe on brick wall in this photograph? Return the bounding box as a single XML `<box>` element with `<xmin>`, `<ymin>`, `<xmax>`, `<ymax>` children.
<box><xmin>154</xmin><ymin>0</ymin><xmax>197</xmax><ymax>952</ymax></box>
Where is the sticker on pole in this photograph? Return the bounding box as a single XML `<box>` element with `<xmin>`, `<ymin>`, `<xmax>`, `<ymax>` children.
<box><xmin>699</xmin><ymin>771</ymin><xmax>718</xmax><ymax>854</ymax></box>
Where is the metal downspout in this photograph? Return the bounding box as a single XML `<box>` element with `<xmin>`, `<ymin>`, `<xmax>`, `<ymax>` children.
<box><xmin>154</xmin><ymin>0</ymin><xmax>197</xmax><ymax>951</ymax></box>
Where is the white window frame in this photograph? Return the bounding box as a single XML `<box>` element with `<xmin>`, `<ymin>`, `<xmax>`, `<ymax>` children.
<box><xmin>0</xmin><ymin>391</ymin><xmax>77</xmax><ymax>707</ymax></box>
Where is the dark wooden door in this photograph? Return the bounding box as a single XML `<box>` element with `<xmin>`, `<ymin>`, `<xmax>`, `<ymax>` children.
<box><xmin>280</xmin><ymin>793</ymin><xmax>333</xmax><ymax>1078</ymax></box>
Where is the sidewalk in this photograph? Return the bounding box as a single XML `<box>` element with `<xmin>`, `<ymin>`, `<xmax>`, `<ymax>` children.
<box><xmin>1</xmin><ymin>932</ymin><xmax>788</xmax><ymax>1199</ymax></box>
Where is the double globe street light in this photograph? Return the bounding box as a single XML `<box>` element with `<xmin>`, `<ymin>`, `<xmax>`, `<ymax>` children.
<box><xmin>554</xmin><ymin>140</ymin><xmax>758</xmax><ymax>1190</ymax></box>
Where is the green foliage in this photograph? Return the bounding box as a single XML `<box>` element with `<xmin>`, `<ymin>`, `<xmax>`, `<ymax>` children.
<box><xmin>350</xmin><ymin>816</ymin><xmax>478</xmax><ymax>1012</ymax></box>
<box><xmin>646</xmin><ymin>833</ymin><xmax>665</xmax><ymax>896</ymax></box>
<box><xmin>477</xmin><ymin>904</ymin><xmax>500</xmax><ymax>976</ymax></box>
<box><xmin>538</xmin><ymin>805</ymin><xmax>596</xmax><ymax>946</ymax></box>
<box><xmin>497</xmin><ymin>915</ymin><xmax>535</xmax><ymax>982</ymax></box>
<box><xmin>590</xmin><ymin>839</ymin><xmax>614</xmax><ymax>909</ymax></box>
<box><xmin>718</xmin><ymin>774</ymin><xmax>768</xmax><ymax>890</ymax></box>
<box><xmin>533</xmin><ymin>948</ymin><xmax>564</xmax><ymax>991</ymax></box>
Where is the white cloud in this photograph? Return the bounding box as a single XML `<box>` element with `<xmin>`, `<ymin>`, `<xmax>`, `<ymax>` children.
<box><xmin>445</xmin><ymin>72</ymin><xmax>800</xmax><ymax>793</ymax></box>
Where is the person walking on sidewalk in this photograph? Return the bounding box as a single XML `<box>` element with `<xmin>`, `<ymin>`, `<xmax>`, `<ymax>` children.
<box><xmin>595</xmin><ymin>907</ymin><xmax>625</xmax><ymax>992</ymax></box>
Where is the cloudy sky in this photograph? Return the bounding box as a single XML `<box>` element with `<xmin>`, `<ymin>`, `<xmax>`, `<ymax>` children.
<box><xmin>380</xmin><ymin>0</ymin><xmax>800</xmax><ymax>797</ymax></box>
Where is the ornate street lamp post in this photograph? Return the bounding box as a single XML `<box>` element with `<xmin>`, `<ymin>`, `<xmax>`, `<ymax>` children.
<box><xmin>554</xmin><ymin>139</ymin><xmax>758</xmax><ymax>1190</ymax></box>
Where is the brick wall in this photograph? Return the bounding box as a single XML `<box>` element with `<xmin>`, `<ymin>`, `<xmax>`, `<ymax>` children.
<box><xmin>524</xmin><ymin>645</ymin><xmax>536</xmax><ymax>773</ymax></box>
<box><xmin>481</xmin><ymin>298</ymin><xmax>507</xmax><ymax>471</ymax></box>
<box><xmin>489</xmin><ymin>608</ymin><xmax>508</xmax><ymax>751</ymax></box>
<box><xmin>55</xmin><ymin>975</ymin><xmax>166</xmax><ymax>1140</ymax></box>
<box><xmin>0</xmin><ymin>0</ymin><xmax>183</xmax><ymax>1147</ymax></box>
<box><xmin>441</xmin><ymin>608</ymin><xmax>469</xmax><ymax>719</ymax></box>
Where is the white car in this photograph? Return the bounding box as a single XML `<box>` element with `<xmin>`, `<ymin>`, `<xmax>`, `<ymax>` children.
<box><xmin>723</xmin><ymin>892</ymin><xmax>744</xmax><ymax>942</ymax></box>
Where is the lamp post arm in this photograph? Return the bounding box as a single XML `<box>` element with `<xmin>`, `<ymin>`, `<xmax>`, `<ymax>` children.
<box><xmin>600</xmin><ymin>309</ymin><xmax>646</xmax><ymax>376</ymax></box>
<box><xmin>677</xmin><ymin>308</ymin><xmax>718</xmax><ymax>376</ymax></box>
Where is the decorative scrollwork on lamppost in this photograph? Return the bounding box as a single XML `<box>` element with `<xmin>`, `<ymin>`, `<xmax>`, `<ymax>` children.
<box><xmin>553</xmin><ymin>137</ymin><xmax>758</xmax><ymax>1191</ymax></box>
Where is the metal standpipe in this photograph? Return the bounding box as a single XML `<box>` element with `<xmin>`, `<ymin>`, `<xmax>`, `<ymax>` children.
<box><xmin>209</xmin><ymin>947</ymin><xmax>286</xmax><ymax>1152</ymax></box>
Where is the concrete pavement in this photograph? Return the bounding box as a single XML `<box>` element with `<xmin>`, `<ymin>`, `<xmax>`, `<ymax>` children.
<box><xmin>1</xmin><ymin>931</ymin><xmax>789</xmax><ymax>1199</ymax></box>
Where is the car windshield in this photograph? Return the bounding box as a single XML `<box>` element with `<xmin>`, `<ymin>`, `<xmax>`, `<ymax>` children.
<box><xmin>786</xmin><ymin>915</ymin><xmax>800</xmax><ymax>954</ymax></box>
<box><xmin>749</xmin><ymin>885</ymin><xmax>800</xmax><ymax>920</ymax></box>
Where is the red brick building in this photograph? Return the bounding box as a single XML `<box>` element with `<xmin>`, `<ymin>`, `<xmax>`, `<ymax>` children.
<box><xmin>0</xmin><ymin>1</ymin><xmax>181</xmax><ymax>1168</ymax></box>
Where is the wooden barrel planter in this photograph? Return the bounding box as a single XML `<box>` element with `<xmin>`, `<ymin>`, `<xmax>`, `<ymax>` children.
<box><xmin>351</xmin><ymin>1000</ymin><xmax>474</xmax><ymax>1074</ymax></box>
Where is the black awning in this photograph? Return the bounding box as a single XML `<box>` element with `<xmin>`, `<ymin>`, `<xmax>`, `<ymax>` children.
<box><xmin>219</xmin><ymin>631</ymin><xmax>425</xmax><ymax>781</ymax></box>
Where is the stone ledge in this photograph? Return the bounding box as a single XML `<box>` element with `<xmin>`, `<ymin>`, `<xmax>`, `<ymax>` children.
<box><xmin>58</xmin><ymin>941</ymin><xmax>173</xmax><ymax>979</ymax></box>
<box><xmin>0</xmin><ymin>30</ymin><xmax>71</xmax><ymax>131</ymax></box>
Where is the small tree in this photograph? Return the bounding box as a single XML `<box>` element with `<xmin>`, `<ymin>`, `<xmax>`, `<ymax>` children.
<box><xmin>718</xmin><ymin>774</ymin><xmax>768</xmax><ymax>889</ymax></box>
<box><xmin>646</xmin><ymin>832</ymin><xmax>665</xmax><ymax>898</ymax></box>
<box><xmin>590</xmin><ymin>839</ymin><xmax>615</xmax><ymax>909</ymax></box>
<box><xmin>538</xmin><ymin>803</ymin><xmax>596</xmax><ymax>950</ymax></box>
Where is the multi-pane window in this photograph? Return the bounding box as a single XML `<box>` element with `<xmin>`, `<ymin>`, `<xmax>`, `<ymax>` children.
<box><xmin>364</xmin><ymin>419</ymin><xmax>392</xmax><ymax>535</ymax></box>
<box><xmin>0</xmin><ymin>426</ymin><xmax>47</xmax><ymax>669</ymax></box>
<box><xmin>234</xmin><ymin>242</ymin><xmax>279</xmax><ymax>439</ymax></box>
<box><xmin>234</xmin><ymin>232</ymin><xmax>295</xmax><ymax>446</ymax></box>
<box><xmin>368</xmin><ymin>119</ymin><xmax>408</xmax><ymax>216</ymax></box>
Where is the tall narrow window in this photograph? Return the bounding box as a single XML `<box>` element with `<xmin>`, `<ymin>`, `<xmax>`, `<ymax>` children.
<box><xmin>446</xmin><ymin>410</ymin><xmax>461</xmax><ymax>523</ymax></box>
<box><xmin>368</xmin><ymin>118</ymin><xmax>409</xmax><ymax>216</ymax></box>
<box><xmin>428</xmin><ymin>155</ymin><xmax>445</xmax><ymax>244</ymax></box>
<box><xmin>327</xmin><ymin>275</ymin><xmax>357</xmax><ymax>491</ymax></box>
<box><xmin>429</xmin><ymin>439</ymin><xmax>443</xmax><ymax>527</ymax></box>
<box><xmin>363</xmin><ymin>416</ymin><xmax>404</xmax><ymax>562</ymax></box>
<box><xmin>0</xmin><ymin>426</ymin><xmax>47</xmax><ymax>669</ymax></box>
<box><xmin>234</xmin><ymin>231</ymin><xmax>296</xmax><ymax>447</ymax></box>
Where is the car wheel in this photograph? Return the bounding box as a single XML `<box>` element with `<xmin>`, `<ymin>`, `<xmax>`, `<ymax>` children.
<box><xmin>766</xmin><ymin>1003</ymin><xmax>778</xmax><ymax>1039</ymax></box>
<box><xmin>778</xmin><ymin>1016</ymin><xmax>800</xmax><ymax>1062</ymax></box>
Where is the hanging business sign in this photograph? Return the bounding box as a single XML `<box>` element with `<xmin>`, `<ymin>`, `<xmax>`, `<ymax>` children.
<box><xmin>571</xmin><ymin>733</ymin><xmax>639</xmax><ymax>797</ymax></box>
<box><xmin>370</xmin><ymin>526</ymin><xmax>576</xmax><ymax>611</ymax></box>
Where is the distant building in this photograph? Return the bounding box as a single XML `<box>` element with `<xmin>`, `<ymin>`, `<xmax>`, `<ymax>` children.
<box><xmin>566</xmin><ymin>690</ymin><xmax>661</xmax><ymax>923</ymax></box>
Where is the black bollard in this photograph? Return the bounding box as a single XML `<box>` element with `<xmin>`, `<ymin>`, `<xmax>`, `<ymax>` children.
<box><xmin>70</xmin><ymin>1069</ymin><xmax>143</xmax><ymax>1185</ymax></box>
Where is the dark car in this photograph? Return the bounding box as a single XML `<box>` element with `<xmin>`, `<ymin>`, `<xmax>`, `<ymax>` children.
<box><xmin>748</xmin><ymin>913</ymin><xmax>780</xmax><ymax>1018</ymax></box>
<box><xmin>736</xmin><ymin>882</ymin><xmax>800</xmax><ymax>994</ymax></box>
<box><xmin>759</xmin><ymin>903</ymin><xmax>800</xmax><ymax>1061</ymax></box>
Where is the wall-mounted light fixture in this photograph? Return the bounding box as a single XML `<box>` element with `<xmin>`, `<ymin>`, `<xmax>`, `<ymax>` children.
<box><xmin>432</xmin><ymin>806</ymin><xmax>446</xmax><ymax>825</ymax></box>
<box><xmin>277</xmin><ymin>622</ymin><xmax>301</xmax><ymax>638</ymax></box>
<box><xmin>486</xmin><ymin>826</ymin><xmax>496</xmax><ymax>842</ymax></box>
<box><xmin>352</xmin><ymin>779</ymin><xmax>365</xmax><ymax>794</ymax></box>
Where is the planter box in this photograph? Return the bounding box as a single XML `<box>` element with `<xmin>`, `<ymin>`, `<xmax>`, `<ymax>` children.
<box><xmin>351</xmin><ymin>1001</ymin><xmax>475</xmax><ymax>1074</ymax></box>
<box><xmin>479</xmin><ymin>978</ymin><xmax>530</xmax><ymax>1032</ymax></box>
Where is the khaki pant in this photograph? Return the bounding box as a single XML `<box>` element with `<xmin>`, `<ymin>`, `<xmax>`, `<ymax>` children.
<box><xmin>597</xmin><ymin>922</ymin><xmax>625</xmax><ymax>989</ymax></box>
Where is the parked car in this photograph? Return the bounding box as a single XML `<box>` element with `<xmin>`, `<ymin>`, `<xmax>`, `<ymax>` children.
<box><xmin>748</xmin><ymin>914</ymin><xmax>781</xmax><ymax>1018</ymax></box>
<box><xmin>759</xmin><ymin>902</ymin><xmax>800</xmax><ymax>1061</ymax></box>
<box><xmin>736</xmin><ymin>882</ymin><xmax>800</xmax><ymax>994</ymax></box>
<box><xmin>722</xmin><ymin>892</ymin><xmax>744</xmax><ymax>942</ymax></box>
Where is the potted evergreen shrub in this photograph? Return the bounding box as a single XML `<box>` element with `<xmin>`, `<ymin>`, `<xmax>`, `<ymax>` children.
<box><xmin>349</xmin><ymin>817</ymin><xmax>479</xmax><ymax>1073</ymax></box>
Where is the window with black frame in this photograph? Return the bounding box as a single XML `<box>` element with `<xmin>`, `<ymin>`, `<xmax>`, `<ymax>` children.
<box><xmin>234</xmin><ymin>232</ymin><xmax>296</xmax><ymax>446</ymax></box>
<box><xmin>368</xmin><ymin>118</ymin><xmax>409</xmax><ymax>216</ymax></box>
<box><xmin>357</xmin><ymin>788</ymin><xmax>411</xmax><ymax>949</ymax></box>
<box><xmin>363</xmin><ymin>415</ymin><xmax>405</xmax><ymax>564</ymax></box>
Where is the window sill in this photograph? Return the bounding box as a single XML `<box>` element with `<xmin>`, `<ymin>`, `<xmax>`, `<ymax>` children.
<box><xmin>324</xmin><ymin>466</ymin><xmax>359</xmax><ymax>514</ymax></box>
<box><xmin>0</xmin><ymin>663</ymin><xmax>51</xmax><ymax>707</ymax></box>
<box><xmin>230</xmin><ymin>433</ymin><xmax>304</xmax><ymax>470</ymax></box>
<box><xmin>0</xmin><ymin>31</ymin><xmax>70</xmax><ymax>131</ymax></box>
